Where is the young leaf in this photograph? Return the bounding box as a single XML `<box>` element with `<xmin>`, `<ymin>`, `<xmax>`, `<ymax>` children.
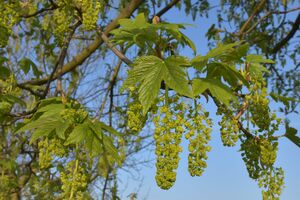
<box><xmin>192</xmin><ymin>78</ymin><xmax>237</xmax><ymax>106</ymax></box>
<box><xmin>85</xmin><ymin>120</ymin><xmax>104</xmax><ymax>155</ymax></box>
<box><xmin>97</xmin><ymin>121</ymin><xmax>122</xmax><ymax>137</ymax></box>
<box><xmin>37</xmin><ymin>103</ymin><xmax>65</xmax><ymax>115</ymax></box>
<box><xmin>246</xmin><ymin>54</ymin><xmax>275</xmax><ymax>64</ymax></box>
<box><xmin>102</xmin><ymin>134</ymin><xmax>122</xmax><ymax>166</ymax></box>
<box><xmin>0</xmin><ymin>66</ymin><xmax>10</xmax><ymax>79</ymax></box>
<box><xmin>124</xmin><ymin>55</ymin><xmax>193</xmax><ymax>114</ymax></box>
<box><xmin>207</xmin><ymin>62</ymin><xmax>248</xmax><ymax>87</ymax></box>
<box><xmin>123</xmin><ymin>56</ymin><xmax>162</xmax><ymax>88</ymax></box>
<box><xmin>16</xmin><ymin>116</ymin><xmax>61</xmax><ymax>134</ymax></box>
<box><xmin>0</xmin><ymin>94</ymin><xmax>26</xmax><ymax>107</ymax></box>
<box><xmin>191</xmin><ymin>55</ymin><xmax>208</xmax><ymax>71</ymax></box>
<box><xmin>19</xmin><ymin>58</ymin><xmax>42</xmax><ymax>77</ymax></box>
<box><xmin>285</xmin><ymin>126</ymin><xmax>300</xmax><ymax>148</ymax></box>
<box><xmin>39</xmin><ymin>97</ymin><xmax>63</xmax><ymax>108</ymax></box>
<box><xmin>179</xmin><ymin>31</ymin><xmax>197</xmax><ymax>55</ymax></box>
<box><xmin>30</xmin><ymin>128</ymin><xmax>55</xmax><ymax>143</ymax></box>
<box><xmin>55</xmin><ymin>122</ymin><xmax>70</xmax><ymax>140</ymax></box>
<box><xmin>64</xmin><ymin>122</ymin><xmax>89</xmax><ymax>145</ymax></box>
<box><xmin>206</xmin><ymin>42</ymin><xmax>241</xmax><ymax>59</ymax></box>
<box><xmin>249</xmin><ymin>63</ymin><xmax>270</xmax><ymax>79</ymax></box>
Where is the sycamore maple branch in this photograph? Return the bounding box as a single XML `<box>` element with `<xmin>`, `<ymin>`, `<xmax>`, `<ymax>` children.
<box><xmin>19</xmin><ymin>0</ymin><xmax>144</xmax><ymax>87</ymax></box>
<box><xmin>155</xmin><ymin>0</ymin><xmax>181</xmax><ymax>17</ymax></box>
<box><xmin>41</xmin><ymin>21</ymin><xmax>81</xmax><ymax>98</ymax></box>
<box><xmin>245</xmin><ymin>6</ymin><xmax>300</xmax><ymax>35</ymax></box>
<box><xmin>237</xmin><ymin>0</ymin><xmax>266</xmax><ymax>36</ymax></box>
<box><xmin>271</xmin><ymin>13</ymin><xmax>300</xmax><ymax>54</ymax></box>
<box><xmin>21</xmin><ymin>4</ymin><xmax>58</xmax><ymax>18</ymax></box>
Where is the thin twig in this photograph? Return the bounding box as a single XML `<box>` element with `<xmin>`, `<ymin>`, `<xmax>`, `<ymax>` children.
<box><xmin>271</xmin><ymin>13</ymin><xmax>300</xmax><ymax>53</ymax></box>
<box><xmin>21</xmin><ymin>3</ymin><xmax>58</xmax><ymax>18</ymax></box>
<box><xmin>245</xmin><ymin>6</ymin><xmax>300</xmax><ymax>35</ymax></box>
<box><xmin>237</xmin><ymin>0</ymin><xmax>266</xmax><ymax>36</ymax></box>
<box><xmin>99</xmin><ymin>59</ymin><xmax>122</xmax><ymax>119</ymax></box>
<box><xmin>155</xmin><ymin>0</ymin><xmax>181</xmax><ymax>17</ymax></box>
<box><xmin>41</xmin><ymin>21</ymin><xmax>81</xmax><ymax>98</ymax></box>
<box><xmin>97</xmin><ymin>28</ymin><xmax>133</xmax><ymax>66</ymax></box>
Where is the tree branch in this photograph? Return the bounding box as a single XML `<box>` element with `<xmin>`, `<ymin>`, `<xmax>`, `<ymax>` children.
<box><xmin>19</xmin><ymin>0</ymin><xmax>144</xmax><ymax>86</ymax></box>
<box><xmin>41</xmin><ymin>21</ymin><xmax>81</xmax><ymax>98</ymax></box>
<box><xmin>98</xmin><ymin>59</ymin><xmax>122</xmax><ymax>119</ymax></box>
<box><xmin>97</xmin><ymin>29</ymin><xmax>133</xmax><ymax>66</ymax></box>
<box><xmin>21</xmin><ymin>5</ymin><xmax>58</xmax><ymax>18</ymax></box>
<box><xmin>271</xmin><ymin>13</ymin><xmax>300</xmax><ymax>54</ymax></box>
<box><xmin>155</xmin><ymin>0</ymin><xmax>181</xmax><ymax>17</ymax></box>
<box><xmin>245</xmin><ymin>6</ymin><xmax>300</xmax><ymax>35</ymax></box>
<box><xmin>237</xmin><ymin>0</ymin><xmax>266</xmax><ymax>36</ymax></box>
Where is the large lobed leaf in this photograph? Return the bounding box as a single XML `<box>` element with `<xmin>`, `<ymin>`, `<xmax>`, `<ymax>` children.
<box><xmin>124</xmin><ymin>55</ymin><xmax>193</xmax><ymax>114</ymax></box>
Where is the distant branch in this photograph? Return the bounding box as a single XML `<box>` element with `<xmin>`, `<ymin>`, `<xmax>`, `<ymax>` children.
<box><xmin>98</xmin><ymin>59</ymin><xmax>122</xmax><ymax>119</ymax></box>
<box><xmin>155</xmin><ymin>0</ymin><xmax>181</xmax><ymax>17</ymax></box>
<box><xmin>238</xmin><ymin>0</ymin><xmax>266</xmax><ymax>36</ymax></box>
<box><xmin>271</xmin><ymin>13</ymin><xmax>300</xmax><ymax>54</ymax></box>
<box><xmin>21</xmin><ymin>4</ymin><xmax>58</xmax><ymax>18</ymax></box>
<box><xmin>19</xmin><ymin>0</ymin><xmax>144</xmax><ymax>86</ymax></box>
<box><xmin>245</xmin><ymin>6</ymin><xmax>300</xmax><ymax>35</ymax></box>
<box><xmin>41</xmin><ymin>21</ymin><xmax>81</xmax><ymax>98</ymax></box>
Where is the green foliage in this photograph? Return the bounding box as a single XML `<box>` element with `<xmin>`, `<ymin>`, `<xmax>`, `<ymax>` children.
<box><xmin>284</xmin><ymin>125</ymin><xmax>300</xmax><ymax>148</ymax></box>
<box><xmin>19</xmin><ymin>58</ymin><xmax>42</xmax><ymax>77</ymax></box>
<box><xmin>123</xmin><ymin>55</ymin><xmax>192</xmax><ymax>114</ymax></box>
<box><xmin>16</xmin><ymin>98</ymin><xmax>122</xmax><ymax>163</ymax></box>
<box><xmin>192</xmin><ymin>78</ymin><xmax>237</xmax><ymax>106</ymax></box>
<box><xmin>111</xmin><ymin>13</ymin><xmax>196</xmax><ymax>54</ymax></box>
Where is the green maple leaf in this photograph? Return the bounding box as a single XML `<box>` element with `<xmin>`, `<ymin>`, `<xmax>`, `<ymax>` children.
<box><xmin>124</xmin><ymin>55</ymin><xmax>192</xmax><ymax>114</ymax></box>
<box><xmin>192</xmin><ymin>78</ymin><xmax>237</xmax><ymax>106</ymax></box>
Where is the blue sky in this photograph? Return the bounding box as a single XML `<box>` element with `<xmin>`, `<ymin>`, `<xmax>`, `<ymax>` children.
<box><xmin>116</xmin><ymin>5</ymin><xmax>300</xmax><ymax>200</ymax></box>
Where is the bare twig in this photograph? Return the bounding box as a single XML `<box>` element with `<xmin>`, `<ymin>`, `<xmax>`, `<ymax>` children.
<box><xmin>237</xmin><ymin>0</ymin><xmax>266</xmax><ymax>36</ymax></box>
<box><xmin>97</xmin><ymin>29</ymin><xmax>133</xmax><ymax>66</ymax></box>
<box><xmin>245</xmin><ymin>6</ymin><xmax>300</xmax><ymax>35</ymax></box>
<box><xmin>41</xmin><ymin>21</ymin><xmax>81</xmax><ymax>98</ymax></box>
<box><xmin>271</xmin><ymin>13</ymin><xmax>300</xmax><ymax>53</ymax></box>
<box><xmin>155</xmin><ymin>0</ymin><xmax>181</xmax><ymax>17</ymax></box>
<box><xmin>99</xmin><ymin>59</ymin><xmax>122</xmax><ymax>119</ymax></box>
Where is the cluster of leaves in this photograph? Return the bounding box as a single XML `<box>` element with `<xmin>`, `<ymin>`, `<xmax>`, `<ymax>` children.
<box><xmin>11</xmin><ymin>97</ymin><xmax>123</xmax><ymax>198</ymax></box>
<box><xmin>111</xmin><ymin>13</ymin><xmax>196</xmax><ymax>55</ymax></box>
<box><xmin>0</xmin><ymin>59</ymin><xmax>26</xmax><ymax>123</ymax></box>
<box><xmin>0</xmin><ymin>0</ymin><xmax>21</xmax><ymax>47</ymax></box>
<box><xmin>17</xmin><ymin>97</ymin><xmax>122</xmax><ymax>161</ymax></box>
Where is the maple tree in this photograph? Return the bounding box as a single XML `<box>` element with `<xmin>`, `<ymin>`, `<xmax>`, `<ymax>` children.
<box><xmin>0</xmin><ymin>0</ymin><xmax>299</xmax><ymax>199</ymax></box>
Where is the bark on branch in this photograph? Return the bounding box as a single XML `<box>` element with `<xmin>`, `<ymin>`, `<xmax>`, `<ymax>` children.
<box><xmin>19</xmin><ymin>0</ymin><xmax>144</xmax><ymax>86</ymax></box>
<box><xmin>271</xmin><ymin>13</ymin><xmax>300</xmax><ymax>54</ymax></box>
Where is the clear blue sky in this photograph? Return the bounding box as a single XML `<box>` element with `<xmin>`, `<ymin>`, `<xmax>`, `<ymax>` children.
<box><xmin>116</xmin><ymin>5</ymin><xmax>300</xmax><ymax>200</ymax></box>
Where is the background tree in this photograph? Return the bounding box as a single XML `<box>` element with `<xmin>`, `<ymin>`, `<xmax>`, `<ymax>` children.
<box><xmin>0</xmin><ymin>0</ymin><xmax>299</xmax><ymax>199</ymax></box>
